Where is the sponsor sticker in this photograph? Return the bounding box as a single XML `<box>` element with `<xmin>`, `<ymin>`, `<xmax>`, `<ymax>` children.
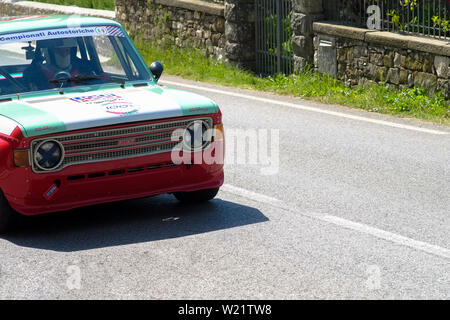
<box><xmin>43</xmin><ymin>183</ymin><xmax>59</xmax><ymax>200</ymax></box>
<box><xmin>105</xmin><ymin>104</ymin><xmax>140</xmax><ymax>116</ymax></box>
<box><xmin>70</xmin><ymin>93</ymin><xmax>140</xmax><ymax>116</ymax></box>
<box><xmin>95</xmin><ymin>27</ymin><xmax>107</xmax><ymax>35</ymax></box>
<box><xmin>70</xmin><ymin>93</ymin><xmax>121</xmax><ymax>105</ymax></box>
<box><xmin>0</xmin><ymin>26</ymin><xmax>124</xmax><ymax>44</ymax></box>
<box><xmin>34</xmin><ymin>125</ymin><xmax>60</xmax><ymax>132</ymax></box>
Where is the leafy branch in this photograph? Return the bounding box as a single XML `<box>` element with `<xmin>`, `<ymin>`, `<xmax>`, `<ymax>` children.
<box><xmin>386</xmin><ymin>0</ymin><xmax>449</xmax><ymax>34</ymax></box>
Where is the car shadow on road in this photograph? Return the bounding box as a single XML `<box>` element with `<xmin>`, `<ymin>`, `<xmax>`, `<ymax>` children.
<box><xmin>2</xmin><ymin>194</ymin><xmax>268</xmax><ymax>252</ymax></box>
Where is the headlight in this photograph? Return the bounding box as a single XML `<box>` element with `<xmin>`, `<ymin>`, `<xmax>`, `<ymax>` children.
<box><xmin>34</xmin><ymin>140</ymin><xmax>64</xmax><ymax>171</ymax></box>
<box><xmin>183</xmin><ymin>120</ymin><xmax>212</xmax><ymax>151</ymax></box>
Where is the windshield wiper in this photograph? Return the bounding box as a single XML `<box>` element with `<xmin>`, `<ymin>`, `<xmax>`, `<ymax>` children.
<box><xmin>106</xmin><ymin>77</ymin><xmax>127</xmax><ymax>88</ymax></box>
<box><xmin>49</xmin><ymin>75</ymin><xmax>102</xmax><ymax>84</ymax></box>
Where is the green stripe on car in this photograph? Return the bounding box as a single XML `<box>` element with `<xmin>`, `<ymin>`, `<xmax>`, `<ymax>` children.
<box><xmin>158</xmin><ymin>87</ymin><xmax>219</xmax><ymax>116</ymax></box>
<box><xmin>0</xmin><ymin>102</ymin><xmax>66</xmax><ymax>137</ymax></box>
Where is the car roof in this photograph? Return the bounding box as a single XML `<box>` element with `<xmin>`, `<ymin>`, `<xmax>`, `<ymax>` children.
<box><xmin>0</xmin><ymin>15</ymin><xmax>122</xmax><ymax>35</ymax></box>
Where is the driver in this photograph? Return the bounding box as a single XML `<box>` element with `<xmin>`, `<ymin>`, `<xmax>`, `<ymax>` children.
<box><xmin>26</xmin><ymin>38</ymin><xmax>87</xmax><ymax>90</ymax></box>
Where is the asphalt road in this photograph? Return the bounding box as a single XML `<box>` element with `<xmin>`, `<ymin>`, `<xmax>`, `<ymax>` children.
<box><xmin>0</xmin><ymin>75</ymin><xmax>449</xmax><ymax>299</ymax></box>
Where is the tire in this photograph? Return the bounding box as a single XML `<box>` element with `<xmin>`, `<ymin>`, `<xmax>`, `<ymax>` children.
<box><xmin>0</xmin><ymin>191</ymin><xmax>18</xmax><ymax>234</ymax></box>
<box><xmin>173</xmin><ymin>188</ymin><xmax>220</xmax><ymax>203</ymax></box>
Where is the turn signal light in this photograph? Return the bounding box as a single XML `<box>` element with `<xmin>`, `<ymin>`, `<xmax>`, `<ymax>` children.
<box><xmin>214</xmin><ymin>124</ymin><xmax>224</xmax><ymax>141</ymax></box>
<box><xmin>13</xmin><ymin>149</ymin><xmax>30</xmax><ymax>167</ymax></box>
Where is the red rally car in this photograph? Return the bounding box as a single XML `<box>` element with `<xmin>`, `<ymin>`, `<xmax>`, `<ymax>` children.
<box><xmin>0</xmin><ymin>15</ymin><xmax>225</xmax><ymax>232</ymax></box>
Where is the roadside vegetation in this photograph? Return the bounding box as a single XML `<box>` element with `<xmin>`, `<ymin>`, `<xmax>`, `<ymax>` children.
<box><xmin>29</xmin><ymin>0</ymin><xmax>114</xmax><ymax>10</ymax></box>
<box><xmin>137</xmin><ymin>42</ymin><xmax>450</xmax><ymax>125</ymax></box>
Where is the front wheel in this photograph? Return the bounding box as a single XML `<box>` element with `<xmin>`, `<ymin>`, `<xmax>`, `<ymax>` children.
<box><xmin>0</xmin><ymin>191</ymin><xmax>18</xmax><ymax>234</ymax></box>
<box><xmin>173</xmin><ymin>188</ymin><xmax>220</xmax><ymax>203</ymax></box>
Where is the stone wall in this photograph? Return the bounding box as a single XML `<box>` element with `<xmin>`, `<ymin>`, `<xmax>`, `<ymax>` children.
<box><xmin>291</xmin><ymin>0</ymin><xmax>324</xmax><ymax>72</ymax></box>
<box><xmin>224</xmin><ymin>0</ymin><xmax>255</xmax><ymax>70</ymax></box>
<box><xmin>313</xmin><ymin>23</ymin><xmax>450</xmax><ymax>98</ymax></box>
<box><xmin>116</xmin><ymin>0</ymin><xmax>226</xmax><ymax>61</ymax></box>
<box><xmin>293</xmin><ymin>0</ymin><xmax>450</xmax><ymax>98</ymax></box>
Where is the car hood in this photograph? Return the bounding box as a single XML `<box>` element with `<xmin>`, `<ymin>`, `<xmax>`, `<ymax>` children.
<box><xmin>0</xmin><ymin>85</ymin><xmax>219</xmax><ymax>138</ymax></box>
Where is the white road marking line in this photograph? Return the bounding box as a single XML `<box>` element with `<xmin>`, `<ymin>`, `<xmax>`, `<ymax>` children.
<box><xmin>221</xmin><ymin>184</ymin><xmax>450</xmax><ymax>260</ymax></box>
<box><xmin>321</xmin><ymin>215</ymin><xmax>450</xmax><ymax>260</ymax></box>
<box><xmin>161</xmin><ymin>80</ymin><xmax>449</xmax><ymax>136</ymax></box>
<box><xmin>221</xmin><ymin>184</ymin><xmax>284</xmax><ymax>206</ymax></box>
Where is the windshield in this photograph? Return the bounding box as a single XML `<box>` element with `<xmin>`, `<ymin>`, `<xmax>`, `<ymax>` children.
<box><xmin>0</xmin><ymin>25</ymin><xmax>152</xmax><ymax>96</ymax></box>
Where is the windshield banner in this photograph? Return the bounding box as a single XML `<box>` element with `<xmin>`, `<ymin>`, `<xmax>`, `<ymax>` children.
<box><xmin>0</xmin><ymin>26</ymin><xmax>124</xmax><ymax>44</ymax></box>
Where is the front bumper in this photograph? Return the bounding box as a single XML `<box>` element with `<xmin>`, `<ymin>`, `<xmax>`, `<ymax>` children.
<box><xmin>4</xmin><ymin>147</ymin><xmax>224</xmax><ymax>216</ymax></box>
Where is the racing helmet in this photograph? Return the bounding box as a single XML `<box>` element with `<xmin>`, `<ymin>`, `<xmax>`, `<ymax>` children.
<box><xmin>37</xmin><ymin>38</ymin><xmax>78</xmax><ymax>70</ymax></box>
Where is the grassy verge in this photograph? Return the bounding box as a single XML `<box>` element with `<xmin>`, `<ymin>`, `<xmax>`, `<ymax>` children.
<box><xmin>137</xmin><ymin>43</ymin><xmax>450</xmax><ymax>125</ymax></box>
<box><xmin>29</xmin><ymin>0</ymin><xmax>115</xmax><ymax>10</ymax></box>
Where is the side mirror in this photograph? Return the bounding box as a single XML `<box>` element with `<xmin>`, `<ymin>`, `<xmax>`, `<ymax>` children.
<box><xmin>150</xmin><ymin>61</ymin><xmax>164</xmax><ymax>82</ymax></box>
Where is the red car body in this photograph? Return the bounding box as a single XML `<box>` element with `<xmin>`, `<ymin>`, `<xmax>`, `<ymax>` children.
<box><xmin>0</xmin><ymin>112</ymin><xmax>224</xmax><ymax>216</ymax></box>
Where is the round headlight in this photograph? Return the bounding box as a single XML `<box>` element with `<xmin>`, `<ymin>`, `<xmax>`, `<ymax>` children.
<box><xmin>183</xmin><ymin>120</ymin><xmax>211</xmax><ymax>151</ymax></box>
<box><xmin>34</xmin><ymin>140</ymin><xmax>64</xmax><ymax>171</ymax></box>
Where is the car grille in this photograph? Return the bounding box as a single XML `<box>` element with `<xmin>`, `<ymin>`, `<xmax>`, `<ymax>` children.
<box><xmin>31</xmin><ymin>117</ymin><xmax>213</xmax><ymax>173</ymax></box>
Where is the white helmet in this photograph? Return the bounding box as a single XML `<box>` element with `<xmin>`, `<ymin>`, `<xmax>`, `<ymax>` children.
<box><xmin>39</xmin><ymin>38</ymin><xmax>77</xmax><ymax>70</ymax></box>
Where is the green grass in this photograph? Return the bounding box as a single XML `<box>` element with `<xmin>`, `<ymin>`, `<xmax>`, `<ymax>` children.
<box><xmin>137</xmin><ymin>42</ymin><xmax>450</xmax><ymax>126</ymax></box>
<box><xmin>29</xmin><ymin>0</ymin><xmax>115</xmax><ymax>10</ymax></box>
